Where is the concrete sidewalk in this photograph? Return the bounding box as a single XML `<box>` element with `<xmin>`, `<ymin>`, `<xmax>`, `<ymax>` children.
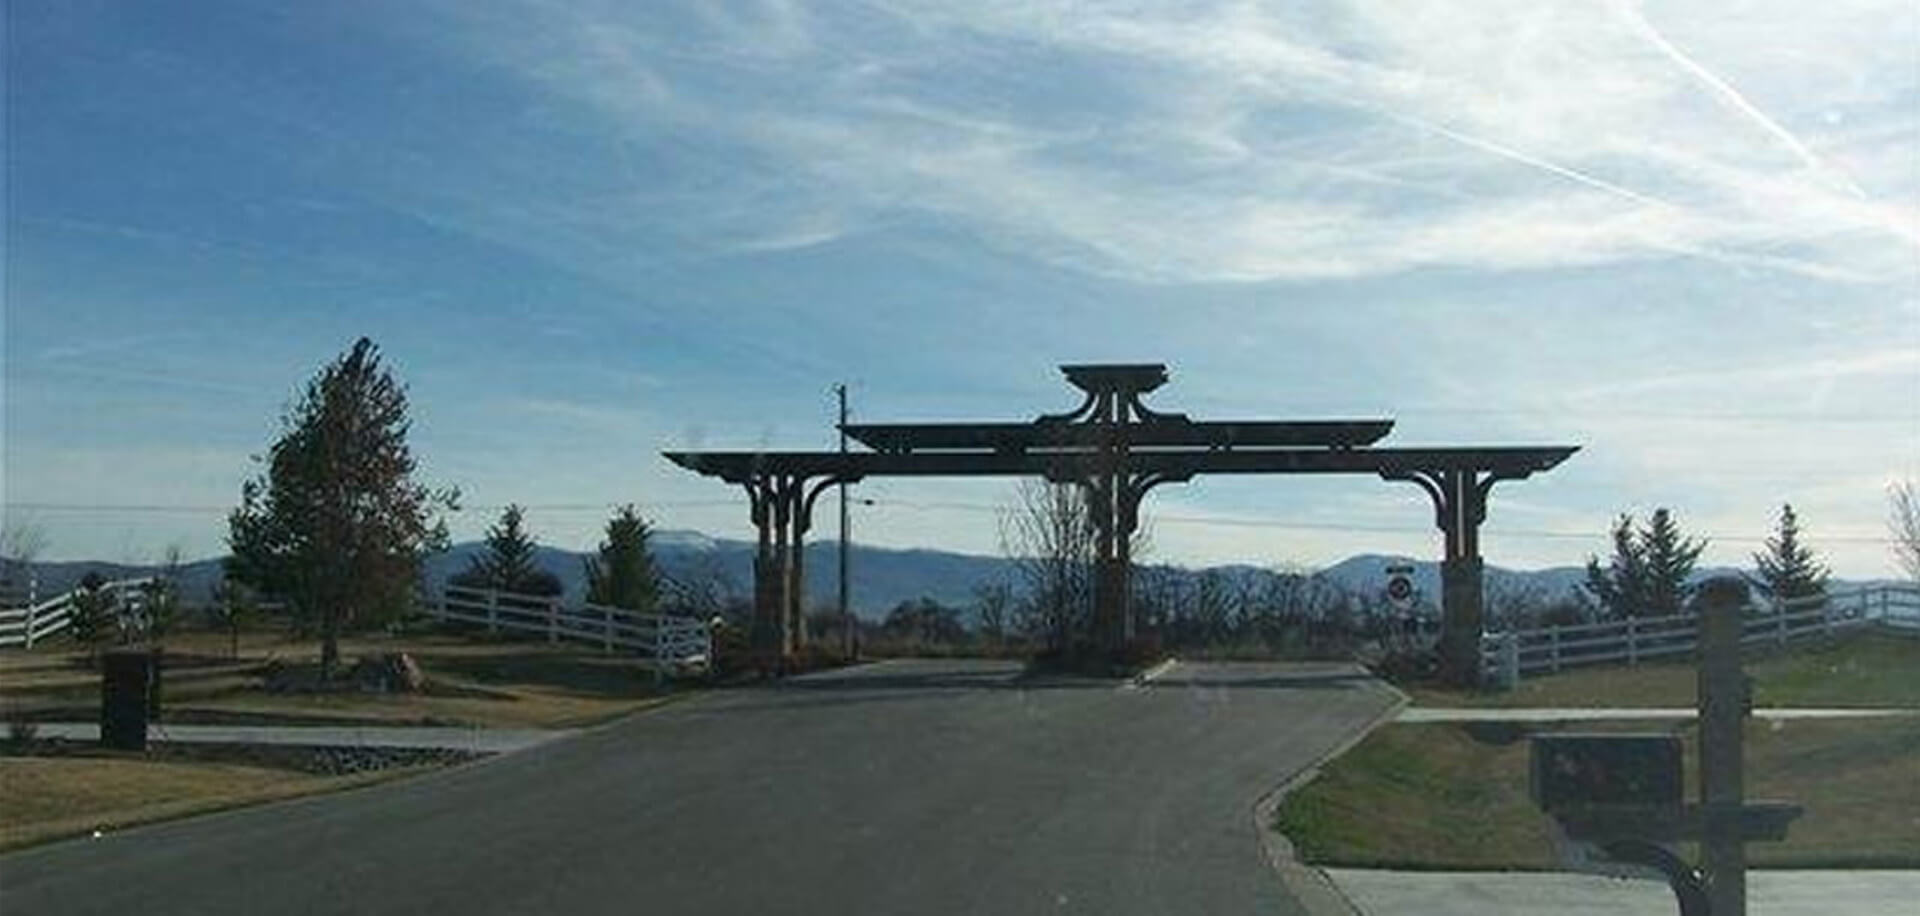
<box><xmin>1399</xmin><ymin>706</ymin><xmax>1919</xmax><ymax>723</ymax></box>
<box><xmin>31</xmin><ymin>722</ymin><xmax>573</xmax><ymax>753</ymax></box>
<box><xmin>1325</xmin><ymin>868</ymin><xmax>1920</xmax><ymax>915</ymax></box>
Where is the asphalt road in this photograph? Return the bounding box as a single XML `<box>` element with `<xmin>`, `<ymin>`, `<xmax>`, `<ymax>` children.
<box><xmin>1</xmin><ymin>659</ymin><xmax>1395</xmax><ymax>916</ymax></box>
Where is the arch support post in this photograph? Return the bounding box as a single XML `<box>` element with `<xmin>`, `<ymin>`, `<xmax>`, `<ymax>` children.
<box><xmin>1384</xmin><ymin>467</ymin><xmax>1494</xmax><ymax>686</ymax></box>
<box><xmin>745</xmin><ymin>472</ymin><xmax>855</xmax><ymax>672</ymax></box>
<box><xmin>745</xmin><ymin>477</ymin><xmax>782</xmax><ymax>668</ymax></box>
<box><xmin>1087</xmin><ymin>471</ymin><xmax>1131</xmax><ymax>658</ymax></box>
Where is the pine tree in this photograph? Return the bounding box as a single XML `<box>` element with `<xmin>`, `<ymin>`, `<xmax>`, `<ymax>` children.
<box><xmin>226</xmin><ymin>338</ymin><xmax>457</xmax><ymax>681</ymax></box>
<box><xmin>1583</xmin><ymin>514</ymin><xmax>1647</xmax><ymax>619</ymax></box>
<box><xmin>453</xmin><ymin>504</ymin><xmax>561</xmax><ymax>596</ymax></box>
<box><xmin>584</xmin><ymin>505</ymin><xmax>658</xmax><ymax>611</ymax></box>
<box><xmin>1583</xmin><ymin>509</ymin><xmax>1706</xmax><ymax>618</ymax></box>
<box><xmin>1754</xmin><ymin>503</ymin><xmax>1829</xmax><ymax>608</ymax></box>
<box><xmin>1641</xmin><ymin>508</ymin><xmax>1706</xmax><ymax>617</ymax></box>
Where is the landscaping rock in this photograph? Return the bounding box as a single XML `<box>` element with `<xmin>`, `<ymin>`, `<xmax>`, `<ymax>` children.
<box><xmin>350</xmin><ymin>652</ymin><xmax>426</xmax><ymax>693</ymax></box>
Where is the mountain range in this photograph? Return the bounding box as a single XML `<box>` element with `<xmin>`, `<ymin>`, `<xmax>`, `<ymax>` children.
<box><xmin>11</xmin><ymin>530</ymin><xmax>1892</xmax><ymax>620</ymax></box>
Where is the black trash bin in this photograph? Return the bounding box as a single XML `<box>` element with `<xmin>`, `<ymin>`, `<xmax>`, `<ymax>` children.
<box><xmin>101</xmin><ymin>649</ymin><xmax>156</xmax><ymax>751</ymax></box>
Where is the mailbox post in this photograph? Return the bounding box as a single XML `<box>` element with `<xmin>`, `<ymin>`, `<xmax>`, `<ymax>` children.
<box><xmin>1697</xmin><ymin>577</ymin><xmax>1751</xmax><ymax>915</ymax></box>
<box><xmin>1528</xmin><ymin>576</ymin><xmax>1797</xmax><ymax>915</ymax></box>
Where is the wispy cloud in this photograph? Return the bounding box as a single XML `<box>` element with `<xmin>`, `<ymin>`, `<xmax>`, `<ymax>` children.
<box><xmin>1563</xmin><ymin>346</ymin><xmax>1920</xmax><ymax>401</ymax></box>
<box><xmin>435</xmin><ymin>0</ymin><xmax>1919</xmax><ymax>285</ymax></box>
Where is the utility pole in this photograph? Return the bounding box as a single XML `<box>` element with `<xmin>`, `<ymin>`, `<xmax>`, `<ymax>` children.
<box><xmin>836</xmin><ymin>383</ymin><xmax>852</xmax><ymax>659</ymax></box>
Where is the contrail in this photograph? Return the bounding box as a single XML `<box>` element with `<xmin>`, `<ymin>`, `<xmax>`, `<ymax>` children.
<box><xmin>1617</xmin><ymin>1</ymin><xmax>1870</xmax><ymax>200</ymax></box>
<box><xmin>1379</xmin><ymin>108</ymin><xmax>1677</xmax><ymax>211</ymax></box>
<box><xmin>1373</xmin><ymin>108</ymin><xmax>1869</xmax><ymax>282</ymax></box>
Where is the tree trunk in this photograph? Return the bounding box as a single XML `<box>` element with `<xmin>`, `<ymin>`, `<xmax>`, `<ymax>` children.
<box><xmin>319</xmin><ymin>610</ymin><xmax>340</xmax><ymax>684</ymax></box>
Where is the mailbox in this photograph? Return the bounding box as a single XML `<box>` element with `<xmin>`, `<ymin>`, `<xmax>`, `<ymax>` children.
<box><xmin>100</xmin><ymin>649</ymin><xmax>156</xmax><ymax>751</ymax></box>
<box><xmin>1531</xmin><ymin>734</ymin><xmax>1682</xmax><ymax>813</ymax></box>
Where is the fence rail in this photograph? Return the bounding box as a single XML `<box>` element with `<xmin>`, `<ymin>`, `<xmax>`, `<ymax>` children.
<box><xmin>1481</xmin><ymin>583</ymin><xmax>1920</xmax><ymax>686</ymax></box>
<box><xmin>0</xmin><ymin>578</ymin><xmax>156</xmax><ymax>649</ymax></box>
<box><xmin>431</xmin><ymin>586</ymin><xmax>711</xmax><ymax>675</ymax></box>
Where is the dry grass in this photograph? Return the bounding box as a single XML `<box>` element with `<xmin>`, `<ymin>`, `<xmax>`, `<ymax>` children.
<box><xmin>1408</xmin><ymin>630</ymin><xmax>1920</xmax><ymax>709</ymax></box>
<box><xmin>0</xmin><ymin>627</ymin><xmax>687</xmax><ymax>852</ymax></box>
<box><xmin>0</xmin><ymin>756</ymin><xmax>429</xmax><ymax>851</ymax></box>
<box><xmin>1276</xmin><ymin>717</ymin><xmax>1920</xmax><ymax>869</ymax></box>
<box><xmin>1</xmin><ymin>627</ymin><xmax>687</xmax><ymax>729</ymax></box>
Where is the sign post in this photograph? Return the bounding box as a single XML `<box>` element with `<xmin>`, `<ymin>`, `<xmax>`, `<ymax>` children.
<box><xmin>1383</xmin><ymin>562</ymin><xmax>1418</xmax><ymax>653</ymax></box>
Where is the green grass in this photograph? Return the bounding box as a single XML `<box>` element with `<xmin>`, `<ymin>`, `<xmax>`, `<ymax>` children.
<box><xmin>1276</xmin><ymin>718</ymin><xmax>1920</xmax><ymax>869</ymax></box>
<box><xmin>1409</xmin><ymin>630</ymin><xmax>1920</xmax><ymax>709</ymax></box>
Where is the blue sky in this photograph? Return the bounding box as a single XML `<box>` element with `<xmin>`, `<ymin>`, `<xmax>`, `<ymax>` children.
<box><xmin>5</xmin><ymin>0</ymin><xmax>1916</xmax><ymax>578</ymax></box>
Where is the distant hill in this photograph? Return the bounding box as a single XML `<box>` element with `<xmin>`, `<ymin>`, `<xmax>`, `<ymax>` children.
<box><xmin>14</xmin><ymin>532</ymin><xmax>1896</xmax><ymax>621</ymax></box>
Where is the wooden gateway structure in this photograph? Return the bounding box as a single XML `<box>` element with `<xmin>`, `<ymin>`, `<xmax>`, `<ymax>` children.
<box><xmin>665</xmin><ymin>363</ymin><xmax>1577</xmax><ymax>684</ymax></box>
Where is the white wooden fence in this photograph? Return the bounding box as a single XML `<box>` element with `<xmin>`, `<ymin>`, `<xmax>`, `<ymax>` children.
<box><xmin>1482</xmin><ymin>583</ymin><xmax>1920</xmax><ymax>686</ymax></box>
<box><xmin>431</xmin><ymin>586</ymin><xmax>712</xmax><ymax>674</ymax></box>
<box><xmin>0</xmin><ymin>578</ymin><xmax>156</xmax><ymax>649</ymax></box>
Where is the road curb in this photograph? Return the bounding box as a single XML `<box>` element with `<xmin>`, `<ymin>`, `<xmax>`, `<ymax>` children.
<box><xmin>1254</xmin><ymin>666</ymin><xmax>1410</xmax><ymax>916</ymax></box>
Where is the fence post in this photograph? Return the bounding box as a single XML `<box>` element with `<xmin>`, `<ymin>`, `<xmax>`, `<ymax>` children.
<box><xmin>487</xmin><ymin>590</ymin><xmax>499</xmax><ymax>635</ymax></box>
<box><xmin>1776</xmin><ymin>606</ymin><xmax>1787</xmax><ymax>647</ymax></box>
<box><xmin>1549</xmin><ymin>625</ymin><xmax>1561</xmax><ymax>673</ymax></box>
<box><xmin>1500</xmin><ymin>631</ymin><xmax>1519</xmax><ymax>689</ymax></box>
<box><xmin>654</xmin><ymin>620</ymin><xmax>668</xmax><ymax>686</ymax></box>
<box><xmin>23</xmin><ymin>599</ymin><xmax>35</xmax><ymax>650</ymax></box>
<box><xmin>547</xmin><ymin>599</ymin><xmax>558</xmax><ymax>645</ymax></box>
<box><xmin>602</xmin><ymin>604</ymin><xmax>614</xmax><ymax>653</ymax></box>
<box><xmin>1626</xmin><ymin>617</ymin><xmax>1638</xmax><ymax>666</ymax></box>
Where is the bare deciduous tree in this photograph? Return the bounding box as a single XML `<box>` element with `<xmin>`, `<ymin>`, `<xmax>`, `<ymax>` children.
<box><xmin>661</xmin><ymin>552</ymin><xmax>739</xmax><ymax>621</ymax></box>
<box><xmin>136</xmin><ymin>544</ymin><xmax>187</xmax><ymax>643</ymax></box>
<box><xmin>972</xmin><ymin>581</ymin><xmax>1014</xmax><ymax>649</ymax></box>
<box><xmin>999</xmin><ymin>479</ymin><xmax>1097</xmax><ymax>652</ymax></box>
<box><xmin>0</xmin><ymin>520</ymin><xmax>49</xmax><ymax>597</ymax></box>
<box><xmin>1485</xmin><ymin>577</ymin><xmax>1548</xmax><ymax>630</ymax></box>
<box><xmin>1891</xmin><ymin>480</ymin><xmax>1920</xmax><ymax>582</ymax></box>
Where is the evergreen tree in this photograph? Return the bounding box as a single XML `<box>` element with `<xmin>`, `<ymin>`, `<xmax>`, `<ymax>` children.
<box><xmin>68</xmin><ymin>572</ymin><xmax>114</xmax><ymax>663</ymax></box>
<box><xmin>226</xmin><ymin>338</ymin><xmax>457</xmax><ymax>681</ymax></box>
<box><xmin>453</xmin><ymin>504</ymin><xmax>561</xmax><ymax>596</ymax></box>
<box><xmin>584</xmin><ymin>505</ymin><xmax>658</xmax><ymax>611</ymax></box>
<box><xmin>1641</xmin><ymin>508</ymin><xmax>1706</xmax><ymax>617</ymax></box>
<box><xmin>1583</xmin><ymin>509</ymin><xmax>1706</xmax><ymax>618</ymax></box>
<box><xmin>1583</xmin><ymin>514</ymin><xmax>1647</xmax><ymax>618</ymax></box>
<box><xmin>1753</xmin><ymin>503</ymin><xmax>1829</xmax><ymax>607</ymax></box>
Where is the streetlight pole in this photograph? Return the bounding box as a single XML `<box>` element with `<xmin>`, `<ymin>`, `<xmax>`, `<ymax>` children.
<box><xmin>836</xmin><ymin>383</ymin><xmax>852</xmax><ymax>659</ymax></box>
